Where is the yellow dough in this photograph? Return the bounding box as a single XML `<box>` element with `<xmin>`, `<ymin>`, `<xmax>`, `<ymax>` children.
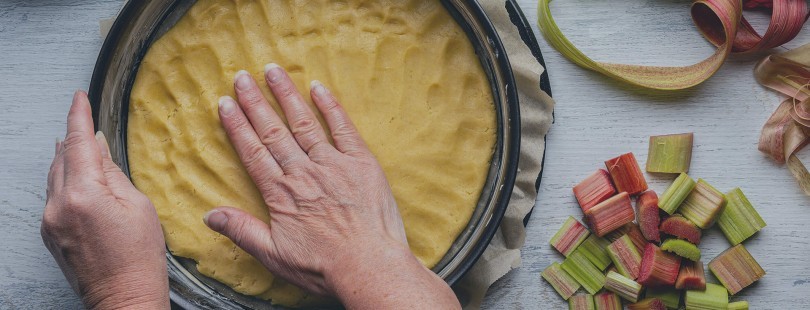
<box><xmin>128</xmin><ymin>0</ymin><xmax>495</xmax><ymax>306</ymax></box>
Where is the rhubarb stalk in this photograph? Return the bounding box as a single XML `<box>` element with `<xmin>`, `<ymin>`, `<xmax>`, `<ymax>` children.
<box><xmin>716</xmin><ymin>188</ymin><xmax>766</xmax><ymax>245</ymax></box>
<box><xmin>638</xmin><ymin>244</ymin><xmax>681</xmax><ymax>287</ymax></box>
<box><xmin>627</xmin><ymin>298</ymin><xmax>666</xmax><ymax>310</ymax></box>
<box><xmin>604</xmin><ymin>271</ymin><xmax>642</xmax><ymax>303</ymax></box>
<box><xmin>542</xmin><ymin>262</ymin><xmax>581</xmax><ymax>300</ymax></box>
<box><xmin>636</xmin><ymin>190</ymin><xmax>661</xmax><ymax>243</ymax></box>
<box><xmin>678</xmin><ymin>179</ymin><xmax>726</xmax><ymax>229</ymax></box>
<box><xmin>659</xmin><ymin>215</ymin><xmax>702</xmax><ymax>245</ymax></box>
<box><xmin>594</xmin><ymin>291</ymin><xmax>622</xmax><ymax>310</ymax></box>
<box><xmin>584</xmin><ymin>192</ymin><xmax>635</xmax><ymax>237</ymax></box>
<box><xmin>646</xmin><ymin>133</ymin><xmax>694</xmax><ymax>173</ymax></box>
<box><xmin>605</xmin><ymin>153</ymin><xmax>648</xmax><ymax>195</ymax></box>
<box><xmin>561</xmin><ymin>251</ymin><xmax>606</xmax><ymax>294</ymax></box>
<box><xmin>685</xmin><ymin>283</ymin><xmax>728</xmax><ymax>310</ymax></box>
<box><xmin>573</xmin><ymin>235</ymin><xmax>612</xmax><ymax>271</ymax></box>
<box><xmin>708</xmin><ymin>244</ymin><xmax>766</xmax><ymax>295</ymax></box>
<box><xmin>573</xmin><ymin>169</ymin><xmax>617</xmax><ymax>212</ymax></box>
<box><xmin>569</xmin><ymin>293</ymin><xmax>595</xmax><ymax>310</ymax></box>
<box><xmin>658</xmin><ymin>173</ymin><xmax>696</xmax><ymax>214</ymax></box>
<box><xmin>550</xmin><ymin>216</ymin><xmax>591</xmax><ymax>257</ymax></box>
<box><xmin>607</xmin><ymin>235</ymin><xmax>642</xmax><ymax>280</ymax></box>
<box><xmin>675</xmin><ymin>260</ymin><xmax>706</xmax><ymax>290</ymax></box>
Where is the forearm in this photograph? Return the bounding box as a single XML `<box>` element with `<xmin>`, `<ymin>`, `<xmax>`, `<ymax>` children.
<box><xmin>326</xmin><ymin>244</ymin><xmax>461</xmax><ymax>310</ymax></box>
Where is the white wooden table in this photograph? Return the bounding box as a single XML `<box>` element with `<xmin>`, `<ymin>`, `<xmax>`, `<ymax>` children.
<box><xmin>1</xmin><ymin>1</ymin><xmax>808</xmax><ymax>309</ymax></box>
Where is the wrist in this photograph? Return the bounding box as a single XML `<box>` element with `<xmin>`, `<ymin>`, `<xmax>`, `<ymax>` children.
<box><xmin>81</xmin><ymin>268</ymin><xmax>170</xmax><ymax>310</ymax></box>
<box><xmin>324</xmin><ymin>239</ymin><xmax>420</xmax><ymax>295</ymax></box>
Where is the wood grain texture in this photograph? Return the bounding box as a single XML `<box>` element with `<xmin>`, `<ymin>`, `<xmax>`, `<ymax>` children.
<box><xmin>0</xmin><ymin>0</ymin><xmax>807</xmax><ymax>309</ymax></box>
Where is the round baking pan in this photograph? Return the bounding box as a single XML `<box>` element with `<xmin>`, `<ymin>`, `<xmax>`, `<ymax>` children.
<box><xmin>88</xmin><ymin>1</ymin><xmax>544</xmax><ymax>308</ymax></box>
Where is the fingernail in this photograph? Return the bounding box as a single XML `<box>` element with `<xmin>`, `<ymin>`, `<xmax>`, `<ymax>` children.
<box><xmin>204</xmin><ymin>210</ymin><xmax>228</xmax><ymax>232</ymax></box>
<box><xmin>311</xmin><ymin>80</ymin><xmax>327</xmax><ymax>97</ymax></box>
<box><xmin>95</xmin><ymin>131</ymin><xmax>111</xmax><ymax>159</ymax></box>
<box><xmin>54</xmin><ymin>137</ymin><xmax>61</xmax><ymax>155</ymax></box>
<box><xmin>219</xmin><ymin>96</ymin><xmax>236</xmax><ymax>116</ymax></box>
<box><xmin>234</xmin><ymin>70</ymin><xmax>252</xmax><ymax>90</ymax></box>
<box><xmin>264</xmin><ymin>63</ymin><xmax>282</xmax><ymax>84</ymax></box>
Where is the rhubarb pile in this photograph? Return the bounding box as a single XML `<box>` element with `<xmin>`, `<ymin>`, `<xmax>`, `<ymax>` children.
<box><xmin>541</xmin><ymin>133</ymin><xmax>767</xmax><ymax>309</ymax></box>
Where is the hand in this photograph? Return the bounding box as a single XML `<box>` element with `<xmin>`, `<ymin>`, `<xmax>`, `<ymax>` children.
<box><xmin>206</xmin><ymin>64</ymin><xmax>460</xmax><ymax>309</ymax></box>
<box><xmin>42</xmin><ymin>91</ymin><xmax>169</xmax><ymax>310</ymax></box>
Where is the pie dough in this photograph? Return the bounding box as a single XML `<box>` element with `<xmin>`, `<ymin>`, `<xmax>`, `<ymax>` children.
<box><xmin>128</xmin><ymin>0</ymin><xmax>496</xmax><ymax>306</ymax></box>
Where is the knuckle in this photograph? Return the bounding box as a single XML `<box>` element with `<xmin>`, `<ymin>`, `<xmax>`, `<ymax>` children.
<box><xmin>240</xmin><ymin>92</ymin><xmax>267</xmax><ymax>110</ymax></box>
<box><xmin>240</xmin><ymin>143</ymin><xmax>269</xmax><ymax>168</ymax></box>
<box><xmin>291</xmin><ymin>117</ymin><xmax>317</xmax><ymax>135</ymax></box>
<box><xmin>258</xmin><ymin>125</ymin><xmax>288</xmax><ymax>146</ymax></box>
<box><xmin>62</xmin><ymin>131</ymin><xmax>89</xmax><ymax>150</ymax></box>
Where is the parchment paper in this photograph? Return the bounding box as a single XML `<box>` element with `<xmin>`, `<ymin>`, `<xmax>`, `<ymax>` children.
<box><xmin>100</xmin><ymin>1</ymin><xmax>555</xmax><ymax>308</ymax></box>
<box><xmin>454</xmin><ymin>2</ymin><xmax>555</xmax><ymax>308</ymax></box>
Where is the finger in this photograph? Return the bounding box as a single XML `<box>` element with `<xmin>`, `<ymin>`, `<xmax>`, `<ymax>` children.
<box><xmin>218</xmin><ymin>96</ymin><xmax>283</xmax><ymax>182</ymax></box>
<box><xmin>62</xmin><ymin>90</ymin><xmax>105</xmax><ymax>185</ymax></box>
<box><xmin>259</xmin><ymin>65</ymin><xmax>330</xmax><ymax>154</ymax></box>
<box><xmin>204</xmin><ymin>207</ymin><xmax>277</xmax><ymax>264</ymax></box>
<box><xmin>47</xmin><ymin>138</ymin><xmax>65</xmax><ymax>201</ymax></box>
<box><xmin>232</xmin><ymin>70</ymin><xmax>307</xmax><ymax>170</ymax></box>
<box><xmin>95</xmin><ymin>131</ymin><xmax>139</xmax><ymax>200</ymax></box>
<box><xmin>309</xmin><ymin>80</ymin><xmax>370</xmax><ymax>156</ymax></box>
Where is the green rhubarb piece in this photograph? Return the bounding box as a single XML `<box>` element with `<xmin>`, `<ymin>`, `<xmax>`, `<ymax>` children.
<box><xmin>569</xmin><ymin>293</ymin><xmax>596</xmax><ymax>310</ymax></box>
<box><xmin>646</xmin><ymin>133</ymin><xmax>694</xmax><ymax>173</ymax></box>
<box><xmin>678</xmin><ymin>179</ymin><xmax>726</xmax><ymax>229</ymax></box>
<box><xmin>727</xmin><ymin>301</ymin><xmax>749</xmax><ymax>310</ymax></box>
<box><xmin>550</xmin><ymin>216</ymin><xmax>591</xmax><ymax>257</ymax></box>
<box><xmin>659</xmin><ymin>173</ymin><xmax>696</xmax><ymax>214</ymax></box>
<box><xmin>646</xmin><ymin>287</ymin><xmax>681</xmax><ymax>309</ymax></box>
<box><xmin>562</xmin><ymin>251</ymin><xmax>606</xmax><ymax>294</ymax></box>
<box><xmin>604</xmin><ymin>271</ymin><xmax>642</xmax><ymax>303</ymax></box>
<box><xmin>594</xmin><ymin>291</ymin><xmax>622</xmax><ymax>310</ymax></box>
<box><xmin>716</xmin><ymin>188</ymin><xmax>766</xmax><ymax>245</ymax></box>
<box><xmin>607</xmin><ymin>234</ymin><xmax>642</xmax><ymax>279</ymax></box>
<box><xmin>661</xmin><ymin>239</ymin><xmax>701</xmax><ymax>261</ymax></box>
<box><xmin>573</xmin><ymin>234</ymin><xmax>612</xmax><ymax>271</ymax></box>
<box><xmin>686</xmin><ymin>283</ymin><xmax>728</xmax><ymax>310</ymax></box>
<box><xmin>542</xmin><ymin>262</ymin><xmax>581</xmax><ymax>300</ymax></box>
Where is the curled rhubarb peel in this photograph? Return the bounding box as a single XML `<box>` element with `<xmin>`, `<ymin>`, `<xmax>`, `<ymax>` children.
<box><xmin>756</xmin><ymin>44</ymin><xmax>810</xmax><ymax>195</ymax></box>
<box><xmin>537</xmin><ymin>0</ymin><xmax>808</xmax><ymax>90</ymax></box>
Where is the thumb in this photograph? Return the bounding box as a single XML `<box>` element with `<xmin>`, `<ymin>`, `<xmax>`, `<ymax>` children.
<box><xmin>204</xmin><ymin>207</ymin><xmax>275</xmax><ymax>261</ymax></box>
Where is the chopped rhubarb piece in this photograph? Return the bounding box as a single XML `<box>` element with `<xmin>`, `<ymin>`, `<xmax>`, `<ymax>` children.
<box><xmin>604</xmin><ymin>271</ymin><xmax>642</xmax><ymax>303</ymax></box>
<box><xmin>550</xmin><ymin>216</ymin><xmax>591</xmax><ymax>257</ymax></box>
<box><xmin>569</xmin><ymin>293</ymin><xmax>595</xmax><ymax>310</ymax></box>
<box><xmin>658</xmin><ymin>173</ymin><xmax>696</xmax><ymax>214</ymax></box>
<box><xmin>659</xmin><ymin>215</ymin><xmax>702</xmax><ymax>244</ymax></box>
<box><xmin>646</xmin><ymin>133</ymin><xmax>694</xmax><ymax>174</ymax></box>
<box><xmin>594</xmin><ymin>291</ymin><xmax>622</xmax><ymax>310</ymax></box>
<box><xmin>573</xmin><ymin>235</ymin><xmax>612</xmax><ymax>271</ymax></box>
<box><xmin>573</xmin><ymin>169</ymin><xmax>617</xmax><ymax>212</ymax></box>
<box><xmin>638</xmin><ymin>244</ymin><xmax>681</xmax><ymax>288</ymax></box>
<box><xmin>627</xmin><ymin>298</ymin><xmax>667</xmax><ymax>310</ymax></box>
<box><xmin>685</xmin><ymin>283</ymin><xmax>728</xmax><ymax>309</ymax></box>
<box><xmin>678</xmin><ymin>179</ymin><xmax>726</xmax><ymax>229</ymax></box>
<box><xmin>584</xmin><ymin>192</ymin><xmax>635</xmax><ymax>237</ymax></box>
<box><xmin>606</xmin><ymin>223</ymin><xmax>648</xmax><ymax>252</ymax></box>
<box><xmin>636</xmin><ymin>190</ymin><xmax>661</xmax><ymax>242</ymax></box>
<box><xmin>561</xmin><ymin>251</ymin><xmax>606</xmax><ymax>294</ymax></box>
<box><xmin>716</xmin><ymin>188</ymin><xmax>766</xmax><ymax>245</ymax></box>
<box><xmin>605</xmin><ymin>153</ymin><xmax>648</xmax><ymax>195</ymax></box>
<box><xmin>728</xmin><ymin>301</ymin><xmax>749</xmax><ymax>310</ymax></box>
<box><xmin>607</xmin><ymin>235</ymin><xmax>642</xmax><ymax>280</ymax></box>
<box><xmin>645</xmin><ymin>287</ymin><xmax>680</xmax><ymax>309</ymax></box>
<box><xmin>708</xmin><ymin>244</ymin><xmax>766</xmax><ymax>295</ymax></box>
<box><xmin>675</xmin><ymin>260</ymin><xmax>706</xmax><ymax>290</ymax></box>
<box><xmin>542</xmin><ymin>262</ymin><xmax>581</xmax><ymax>300</ymax></box>
<box><xmin>661</xmin><ymin>239</ymin><xmax>701</xmax><ymax>261</ymax></box>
